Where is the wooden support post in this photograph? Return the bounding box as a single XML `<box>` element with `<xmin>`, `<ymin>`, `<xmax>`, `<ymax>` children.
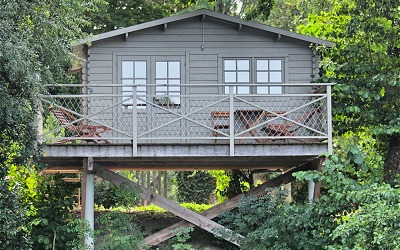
<box><xmin>95</xmin><ymin>167</ymin><xmax>243</xmax><ymax>247</ymax></box>
<box><xmin>143</xmin><ymin>162</ymin><xmax>313</xmax><ymax>246</ymax></box>
<box><xmin>313</xmin><ymin>157</ymin><xmax>325</xmax><ymax>201</ymax></box>
<box><xmin>81</xmin><ymin>159</ymin><xmax>87</xmax><ymax>220</ymax></box>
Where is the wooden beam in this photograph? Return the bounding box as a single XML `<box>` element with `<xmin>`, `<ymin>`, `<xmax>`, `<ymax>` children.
<box><xmin>313</xmin><ymin>156</ymin><xmax>325</xmax><ymax>201</ymax></box>
<box><xmin>143</xmin><ymin>162</ymin><xmax>313</xmax><ymax>245</ymax></box>
<box><xmin>95</xmin><ymin>167</ymin><xmax>242</xmax><ymax>247</ymax></box>
<box><xmin>81</xmin><ymin>159</ymin><xmax>87</xmax><ymax>220</ymax></box>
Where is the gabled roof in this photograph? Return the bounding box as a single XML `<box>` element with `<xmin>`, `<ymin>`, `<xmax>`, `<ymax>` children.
<box><xmin>78</xmin><ymin>9</ymin><xmax>334</xmax><ymax>47</ymax></box>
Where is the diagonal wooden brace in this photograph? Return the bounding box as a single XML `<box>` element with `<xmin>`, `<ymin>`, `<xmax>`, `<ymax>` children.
<box><xmin>95</xmin><ymin>167</ymin><xmax>243</xmax><ymax>246</ymax></box>
<box><xmin>143</xmin><ymin>162</ymin><xmax>313</xmax><ymax>245</ymax></box>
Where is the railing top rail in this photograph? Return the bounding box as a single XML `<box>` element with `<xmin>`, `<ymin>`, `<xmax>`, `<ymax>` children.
<box><xmin>43</xmin><ymin>83</ymin><xmax>335</xmax><ymax>88</ymax></box>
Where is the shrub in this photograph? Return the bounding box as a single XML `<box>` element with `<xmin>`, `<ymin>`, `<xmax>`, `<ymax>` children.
<box><xmin>96</xmin><ymin>211</ymin><xmax>144</xmax><ymax>250</ymax></box>
<box><xmin>175</xmin><ymin>171</ymin><xmax>216</xmax><ymax>204</ymax></box>
<box><xmin>95</xmin><ymin>180</ymin><xmax>140</xmax><ymax>209</ymax></box>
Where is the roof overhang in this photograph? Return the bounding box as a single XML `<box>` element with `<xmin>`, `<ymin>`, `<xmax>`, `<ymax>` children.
<box><xmin>77</xmin><ymin>9</ymin><xmax>335</xmax><ymax>47</ymax></box>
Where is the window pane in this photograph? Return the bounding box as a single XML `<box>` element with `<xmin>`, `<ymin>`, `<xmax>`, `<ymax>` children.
<box><xmin>237</xmin><ymin>60</ymin><xmax>249</xmax><ymax>70</ymax></box>
<box><xmin>169</xmin><ymin>79</ymin><xmax>180</xmax><ymax>85</ymax></box>
<box><xmin>122</xmin><ymin>61</ymin><xmax>134</xmax><ymax>78</ymax></box>
<box><xmin>270</xmin><ymin>86</ymin><xmax>282</xmax><ymax>94</ymax></box>
<box><xmin>122</xmin><ymin>86</ymin><xmax>132</xmax><ymax>93</ymax></box>
<box><xmin>224</xmin><ymin>72</ymin><xmax>236</xmax><ymax>82</ymax></box>
<box><xmin>224</xmin><ymin>60</ymin><xmax>236</xmax><ymax>70</ymax></box>
<box><xmin>237</xmin><ymin>72</ymin><xmax>249</xmax><ymax>82</ymax></box>
<box><xmin>270</xmin><ymin>60</ymin><xmax>282</xmax><ymax>70</ymax></box>
<box><xmin>257</xmin><ymin>86</ymin><xmax>269</xmax><ymax>94</ymax></box>
<box><xmin>135</xmin><ymin>79</ymin><xmax>146</xmax><ymax>85</ymax></box>
<box><xmin>257</xmin><ymin>72</ymin><xmax>268</xmax><ymax>83</ymax></box>
<box><xmin>270</xmin><ymin>72</ymin><xmax>282</xmax><ymax>82</ymax></box>
<box><xmin>156</xmin><ymin>86</ymin><xmax>167</xmax><ymax>92</ymax></box>
<box><xmin>257</xmin><ymin>60</ymin><xmax>268</xmax><ymax>70</ymax></box>
<box><xmin>156</xmin><ymin>62</ymin><xmax>167</xmax><ymax>78</ymax></box>
<box><xmin>224</xmin><ymin>86</ymin><xmax>230</xmax><ymax>94</ymax></box>
<box><xmin>170</xmin><ymin>96</ymin><xmax>181</xmax><ymax>105</ymax></box>
<box><xmin>122</xmin><ymin>79</ymin><xmax>133</xmax><ymax>85</ymax></box>
<box><xmin>137</xmin><ymin>86</ymin><xmax>146</xmax><ymax>92</ymax></box>
<box><xmin>168</xmin><ymin>62</ymin><xmax>180</xmax><ymax>78</ymax></box>
<box><xmin>135</xmin><ymin>61</ymin><xmax>146</xmax><ymax>78</ymax></box>
<box><xmin>156</xmin><ymin>79</ymin><xmax>167</xmax><ymax>85</ymax></box>
<box><xmin>169</xmin><ymin>86</ymin><xmax>180</xmax><ymax>92</ymax></box>
<box><xmin>237</xmin><ymin>86</ymin><xmax>250</xmax><ymax>94</ymax></box>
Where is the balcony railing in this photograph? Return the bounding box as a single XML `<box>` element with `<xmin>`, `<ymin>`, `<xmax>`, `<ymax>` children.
<box><xmin>36</xmin><ymin>83</ymin><xmax>332</xmax><ymax>152</ymax></box>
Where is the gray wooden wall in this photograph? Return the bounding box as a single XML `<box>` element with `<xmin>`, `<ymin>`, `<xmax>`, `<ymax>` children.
<box><xmin>86</xmin><ymin>17</ymin><xmax>317</xmax><ymax>142</ymax></box>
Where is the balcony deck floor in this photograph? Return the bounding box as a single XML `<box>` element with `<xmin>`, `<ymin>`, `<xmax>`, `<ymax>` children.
<box><xmin>42</xmin><ymin>143</ymin><xmax>327</xmax><ymax>171</ymax></box>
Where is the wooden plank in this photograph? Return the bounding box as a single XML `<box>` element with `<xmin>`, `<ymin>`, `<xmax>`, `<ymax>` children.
<box><xmin>143</xmin><ymin>162</ymin><xmax>313</xmax><ymax>245</ymax></box>
<box><xmin>95</xmin><ymin>167</ymin><xmax>242</xmax><ymax>246</ymax></box>
<box><xmin>313</xmin><ymin>157</ymin><xmax>325</xmax><ymax>201</ymax></box>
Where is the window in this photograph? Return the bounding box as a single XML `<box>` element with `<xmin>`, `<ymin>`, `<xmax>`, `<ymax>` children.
<box><xmin>155</xmin><ymin>61</ymin><xmax>181</xmax><ymax>107</ymax></box>
<box><xmin>256</xmin><ymin>59</ymin><xmax>283</xmax><ymax>94</ymax></box>
<box><xmin>121</xmin><ymin>60</ymin><xmax>147</xmax><ymax>109</ymax></box>
<box><xmin>223</xmin><ymin>59</ymin><xmax>250</xmax><ymax>94</ymax></box>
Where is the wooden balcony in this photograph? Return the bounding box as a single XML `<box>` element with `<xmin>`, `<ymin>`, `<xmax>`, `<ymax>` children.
<box><xmin>37</xmin><ymin>83</ymin><xmax>332</xmax><ymax>171</ymax></box>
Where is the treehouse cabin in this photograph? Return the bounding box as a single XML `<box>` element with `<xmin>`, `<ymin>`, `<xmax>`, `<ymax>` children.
<box><xmin>37</xmin><ymin>9</ymin><xmax>334</xmax><ymax>248</ymax></box>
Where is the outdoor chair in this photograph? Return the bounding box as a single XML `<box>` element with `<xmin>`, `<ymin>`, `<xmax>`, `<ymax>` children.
<box><xmin>211</xmin><ymin>111</ymin><xmax>230</xmax><ymax>142</ymax></box>
<box><xmin>50</xmin><ymin>107</ymin><xmax>111</xmax><ymax>144</ymax></box>
<box><xmin>261</xmin><ymin>108</ymin><xmax>320</xmax><ymax>142</ymax></box>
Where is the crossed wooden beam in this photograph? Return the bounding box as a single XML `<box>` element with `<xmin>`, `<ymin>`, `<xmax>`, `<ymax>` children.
<box><xmin>95</xmin><ymin>162</ymin><xmax>313</xmax><ymax>247</ymax></box>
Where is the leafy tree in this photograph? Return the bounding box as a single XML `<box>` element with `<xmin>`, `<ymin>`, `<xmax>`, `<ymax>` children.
<box><xmin>265</xmin><ymin>0</ymin><xmax>303</xmax><ymax>30</ymax></box>
<box><xmin>298</xmin><ymin>0</ymin><xmax>400</xmax><ymax>183</ymax></box>
<box><xmin>83</xmin><ymin>0</ymin><xmax>175</xmax><ymax>34</ymax></box>
<box><xmin>175</xmin><ymin>171</ymin><xmax>216</xmax><ymax>204</ymax></box>
<box><xmin>0</xmin><ymin>0</ymin><xmax>103</xmax><ymax>247</ymax></box>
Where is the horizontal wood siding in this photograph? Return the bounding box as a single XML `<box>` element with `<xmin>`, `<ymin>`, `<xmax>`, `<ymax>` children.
<box><xmin>87</xmin><ymin>16</ymin><xmax>316</xmax><ymax>140</ymax></box>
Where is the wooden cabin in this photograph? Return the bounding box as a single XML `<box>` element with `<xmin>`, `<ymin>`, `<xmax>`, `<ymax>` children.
<box><xmin>38</xmin><ymin>9</ymin><xmax>333</xmax><ymax>248</ymax></box>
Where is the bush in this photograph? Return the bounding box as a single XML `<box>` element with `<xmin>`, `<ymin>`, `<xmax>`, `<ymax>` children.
<box><xmin>96</xmin><ymin>211</ymin><xmax>144</xmax><ymax>250</ymax></box>
<box><xmin>175</xmin><ymin>171</ymin><xmax>216</xmax><ymax>204</ymax></box>
<box><xmin>95</xmin><ymin>180</ymin><xmax>140</xmax><ymax>209</ymax></box>
<box><xmin>218</xmin><ymin>190</ymin><xmax>328</xmax><ymax>249</ymax></box>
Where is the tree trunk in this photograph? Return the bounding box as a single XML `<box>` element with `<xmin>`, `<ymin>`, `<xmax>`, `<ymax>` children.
<box><xmin>384</xmin><ymin>134</ymin><xmax>400</xmax><ymax>183</ymax></box>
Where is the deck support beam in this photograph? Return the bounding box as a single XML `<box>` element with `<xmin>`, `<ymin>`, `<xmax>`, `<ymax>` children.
<box><xmin>95</xmin><ymin>167</ymin><xmax>242</xmax><ymax>247</ymax></box>
<box><xmin>143</xmin><ymin>162</ymin><xmax>313</xmax><ymax>245</ymax></box>
<box><xmin>84</xmin><ymin>157</ymin><xmax>94</xmax><ymax>249</ymax></box>
<box><xmin>313</xmin><ymin>156</ymin><xmax>325</xmax><ymax>201</ymax></box>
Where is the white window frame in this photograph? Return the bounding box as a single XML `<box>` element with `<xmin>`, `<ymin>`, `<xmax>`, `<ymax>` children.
<box><xmin>120</xmin><ymin>59</ymin><xmax>148</xmax><ymax>109</ymax></box>
<box><xmin>223</xmin><ymin>58</ymin><xmax>251</xmax><ymax>94</ymax></box>
<box><xmin>154</xmin><ymin>60</ymin><xmax>182</xmax><ymax>108</ymax></box>
<box><xmin>255</xmin><ymin>58</ymin><xmax>284</xmax><ymax>94</ymax></box>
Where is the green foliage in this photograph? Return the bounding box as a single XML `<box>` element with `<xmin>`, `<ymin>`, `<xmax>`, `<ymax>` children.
<box><xmin>209</xmin><ymin>170</ymin><xmax>231</xmax><ymax>202</ymax></box>
<box><xmin>83</xmin><ymin>0</ymin><xmax>173</xmax><ymax>34</ymax></box>
<box><xmin>266</xmin><ymin>0</ymin><xmax>303</xmax><ymax>30</ymax></box>
<box><xmin>95</xmin><ymin>180</ymin><xmax>140</xmax><ymax>209</ymax></box>
<box><xmin>96</xmin><ymin>211</ymin><xmax>144</xmax><ymax>250</ymax></box>
<box><xmin>170</xmin><ymin>228</ymin><xmax>195</xmax><ymax>250</ymax></box>
<box><xmin>1</xmin><ymin>0</ymin><xmax>104</xmax><ymax>247</ymax></box>
<box><xmin>133</xmin><ymin>203</ymin><xmax>213</xmax><ymax>213</ymax></box>
<box><xmin>297</xmin><ymin>0</ymin><xmax>400</xmax><ymax>180</ymax></box>
<box><xmin>224</xmin><ymin>170</ymin><xmax>251</xmax><ymax>198</ymax></box>
<box><xmin>218</xmin><ymin>190</ymin><xmax>328</xmax><ymax>249</ymax></box>
<box><xmin>0</xmin><ymin>173</ymin><xmax>32</xmax><ymax>249</ymax></box>
<box><xmin>175</xmin><ymin>171</ymin><xmax>216</xmax><ymax>204</ymax></box>
<box><xmin>31</xmin><ymin>174</ymin><xmax>82</xmax><ymax>250</ymax></box>
<box><xmin>65</xmin><ymin>219</ymin><xmax>93</xmax><ymax>250</ymax></box>
<box><xmin>327</xmin><ymin>184</ymin><xmax>400</xmax><ymax>249</ymax></box>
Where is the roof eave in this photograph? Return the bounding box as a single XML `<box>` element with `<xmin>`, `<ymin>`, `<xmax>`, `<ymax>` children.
<box><xmin>77</xmin><ymin>9</ymin><xmax>335</xmax><ymax>47</ymax></box>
